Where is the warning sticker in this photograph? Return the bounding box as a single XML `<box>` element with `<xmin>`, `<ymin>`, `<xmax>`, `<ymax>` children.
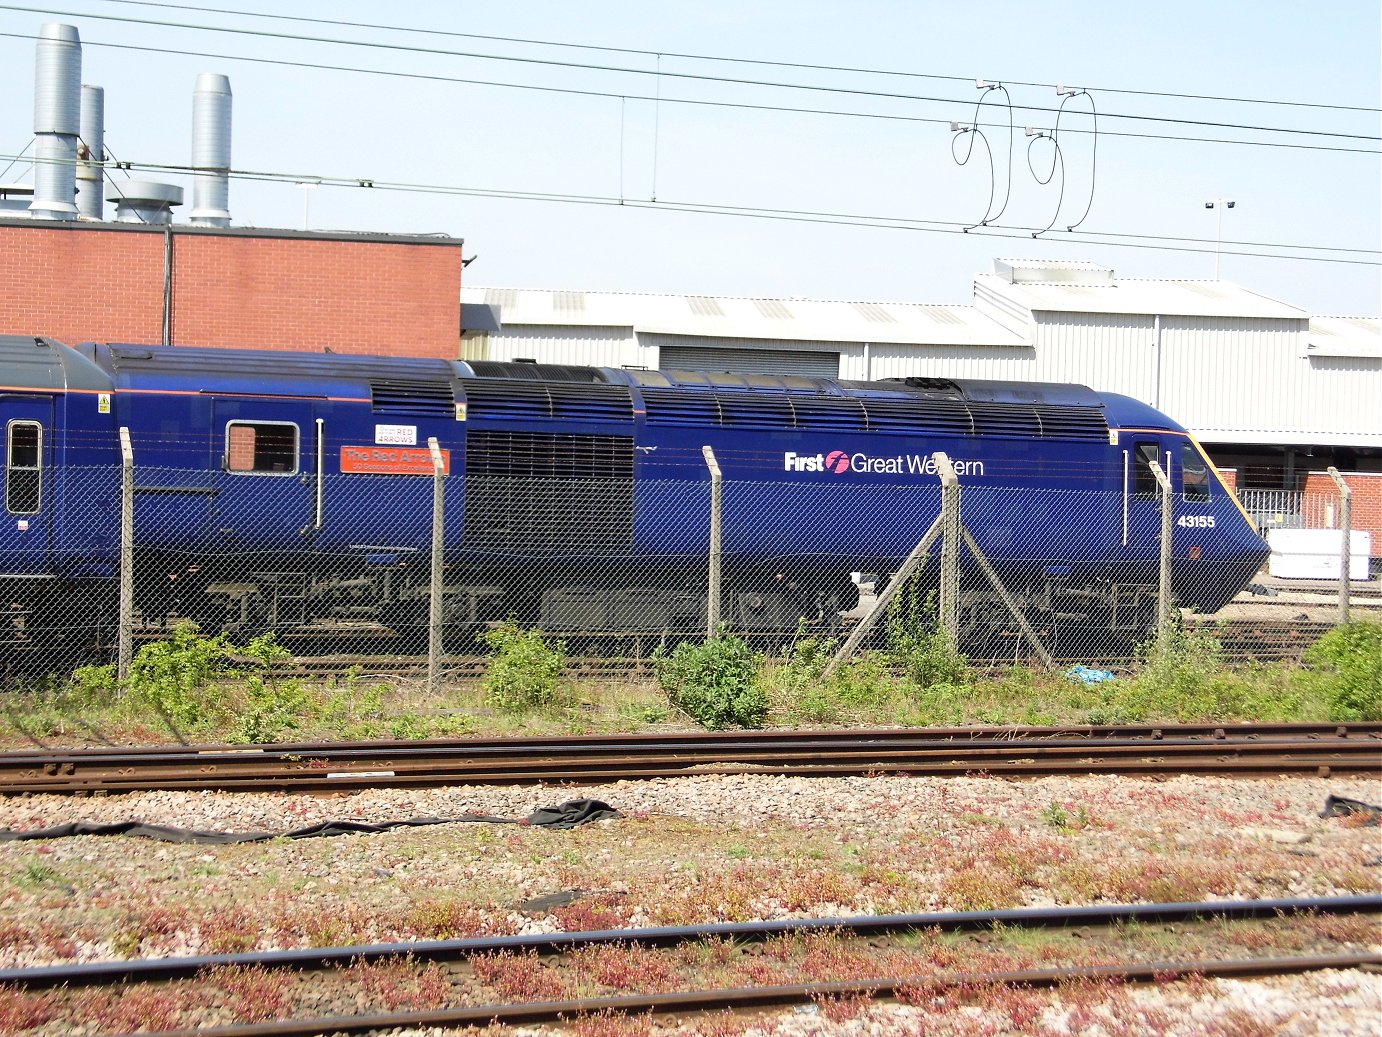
<box><xmin>340</xmin><ymin>446</ymin><xmax>449</xmax><ymax>475</ymax></box>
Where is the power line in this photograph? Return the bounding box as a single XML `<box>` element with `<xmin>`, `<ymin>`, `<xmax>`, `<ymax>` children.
<box><xmin>7</xmin><ymin>150</ymin><xmax>1372</xmax><ymax>267</ymax></box>
<box><xmin>0</xmin><ymin>30</ymin><xmax>1375</xmax><ymax>158</ymax></box>
<box><xmin>88</xmin><ymin>0</ymin><xmax>1382</xmax><ymax>116</ymax></box>
<box><xmin>0</xmin><ymin>4</ymin><xmax>1376</xmax><ymax>143</ymax></box>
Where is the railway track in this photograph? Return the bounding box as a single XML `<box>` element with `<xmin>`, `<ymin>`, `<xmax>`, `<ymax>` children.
<box><xmin>2</xmin><ymin>724</ymin><xmax>1377</xmax><ymax>794</ymax></box>
<box><xmin>1</xmin><ymin>896</ymin><xmax>1375</xmax><ymax>1036</ymax></box>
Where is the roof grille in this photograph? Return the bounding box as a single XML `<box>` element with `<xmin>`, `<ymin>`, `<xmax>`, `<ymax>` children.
<box><xmin>640</xmin><ymin>387</ymin><xmax>722</xmax><ymax>427</ymax></box>
<box><xmin>463</xmin><ymin>380</ymin><xmax>634</xmax><ymax>423</ymax></box>
<box><xmin>754</xmin><ymin>299</ymin><xmax>793</xmax><ymax>318</ymax></box>
<box><xmin>370</xmin><ymin>378</ymin><xmax>454</xmax><ymax>417</ymax></box>
<box><xmin>466</xmin><ymin>361</ymin><xmax>606</xmax><ymax>383</ymax></box>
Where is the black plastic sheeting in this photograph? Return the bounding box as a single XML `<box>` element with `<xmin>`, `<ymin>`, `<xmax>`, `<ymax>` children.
<box><xmin>0</xmin><ymin>798</ymin><xmax>621</xmax><ymax>844</ymax></box>
<box><xmin>1319</xmin><ymin>794</ymin><xmax>1381</xmax><ymax>826</ymax></box>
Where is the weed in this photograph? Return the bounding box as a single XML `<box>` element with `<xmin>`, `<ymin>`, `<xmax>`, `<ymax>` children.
<box><xmin>655</xmin><ymin>628</ymin><xmax>767</xmax><ymax>729</ymax></box>
<box><xmin>230</xmin><ymin>633</ymin><xmax>310</xmax><ymax>743</ymax></box>
<box><xmin>199</xmin><ymin>965</ymin><xmax>293</xmax><ymax>1023</ymax></box>
<box><xmin>1296</xmin><ymin>620</ymin><xmax>1382</xmax><ymax>721</ymax></box>
<box><xmin>17</xmin><ymin>859</ymin><xmax>61</xmax><ymax>888</ymax></box>
<box><xmin>885</xmin><ymin>584</ymin><xmax>969</xmax><ymax>691</ymax></box>
<box><xmin>479</xmin><ymin>618</ymin><xmax>568</xmax><ymax>712</ymax></box>
<box><xmin>1042</xmin><ymin>801</ymin><xmax>1091</xmax><ymax>831</ymax></box>
<box><xmin>124</xmin><ymin>622</ymin><xmax>233</xmax><ymax>728</ymax></box>
<box><xmin>0</xmin><ymin>986</ymin><xmax>59</xmax><ymax>1031</ymax></box>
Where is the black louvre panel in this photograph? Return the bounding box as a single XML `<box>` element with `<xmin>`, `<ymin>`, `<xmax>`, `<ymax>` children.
<box><xmin>641</xmin><ymin>387</ymin><xmax>723</xmax><ymax>427</ymax></box>
<box><xmin>464</xmin><ymin>431</ymin><xmax>634</xmax><ymax>552</ymax></box>
<box><xmin>789</xmin><ymin>396</ymin><xmax>869</xmax><ymax>431</ymax></box>
<box><xmin>467</xmin><ymin>361</ymin><xmax>607</xmax><ymax>383</ymax></box>
<box><xmin>967</xmin><ymin>402</ymin><xmax>1041</xmax><ymax>438</ymax></box>
<box><xmin>1032</xmin><ymin>405</ymin><xmax>1111</xmax><ymax>440</ymax></box>
<box><xmin>717</xmin><ymin>391</ymin><xmax>795</xmax><ymax>428</ymax></box>
<box><xmin>370</xmin><ymin>379</ymin><xmax>454</xmax><ymax>417</ymax></box>
<box><xmin>463</xmin><ymin>381</ymin><xmax>635</xmax><ymax>423</ymax></box>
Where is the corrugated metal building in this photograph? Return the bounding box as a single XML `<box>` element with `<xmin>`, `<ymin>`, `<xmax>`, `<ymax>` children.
<box><xmin>460</xmin><ymin>259</ymin><xmax>1381</xmax><ymax>487</ymax></box>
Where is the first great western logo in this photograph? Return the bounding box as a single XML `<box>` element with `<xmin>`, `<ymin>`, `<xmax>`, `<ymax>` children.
<box><xmin>783</xmin><ymin>451</ymin><xmax>985</xmax><ymax>476</ymax></box>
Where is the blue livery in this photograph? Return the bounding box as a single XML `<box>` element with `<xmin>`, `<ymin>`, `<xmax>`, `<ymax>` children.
<box><xmin>0</xmin><ymin>335</ymin><xmax>1269</xmax><ymax>657</ymax></box>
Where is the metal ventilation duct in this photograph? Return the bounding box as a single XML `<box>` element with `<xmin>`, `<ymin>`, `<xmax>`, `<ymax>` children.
<box><xmin>30</xmin><ymin>22</ymin><xmax>81</xmax><ymax>221</ymax></box>
<box><xmin>189</xmin><ymin>72</ymin><xmax>231</xmax><ymax>226</ymax></box>
<box><xmin>76</xmin><ymin>83</ymin><xmax>104</xmax><ymax>219</ymax></box>
<box><xmin>107</xmin><ymin>179</ymin><xmax>183</xmax><ymax>224</ymax></box>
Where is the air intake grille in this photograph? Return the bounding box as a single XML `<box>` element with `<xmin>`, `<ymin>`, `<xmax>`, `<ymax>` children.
<box><xmin>370</xmin><ymin>379</ymin><xmax>454</xmax><ymax>417</ymax></box>
<box><xmin>464</xmin><ymin>431</ymin><xmax>634</xmax><ymax>551</ymax></box>
<box><xmin>463</xmin><ymin>381</ymin><xmax>635</xmax><ymax>423</ymax></box>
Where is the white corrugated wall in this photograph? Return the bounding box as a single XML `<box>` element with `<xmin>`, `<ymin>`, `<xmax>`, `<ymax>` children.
<box><xmin>468</xmin><ymin>325</ymin><xmax>644</xmax><ymax>368</ymax></box>
<box><xmin>1029</xmin><ymin>312</ymin><xmax>1157</xmax><ymax>402</ymax></box>
<box><xmin>1161</xmin><ymin>316</ymin><xmax>1380</xmax><ymax>445</ymax></box>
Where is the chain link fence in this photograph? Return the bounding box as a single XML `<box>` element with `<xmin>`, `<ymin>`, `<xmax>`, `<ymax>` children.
<box><xmin>3</xmin><ymin>443</ymin><xmax>1375</xmax><ymax>683</ymax></box>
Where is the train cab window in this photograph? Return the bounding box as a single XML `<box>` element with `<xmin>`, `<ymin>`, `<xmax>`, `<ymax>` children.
<box><xmin>1182</xmin><ymin>444</ymin><xmax>1211</xmax><ymax>502</ymax></box>
<box><xmin>1132</xmin><ymin>442</ymin><xmax>1162</xmax><ymax>498</ymax></box>
<box><xmin>5</xmin><ymin>421</ymin><xmax>42</xmax><ymax>513</ymax></box>
<box><xmin>225</xmin><ymin>421</ymin><xmax>299</xmax><ymax>475</ymax></box>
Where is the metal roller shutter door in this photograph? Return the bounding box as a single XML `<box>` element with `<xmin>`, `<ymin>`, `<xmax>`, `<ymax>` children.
<box><xmin>658</xmin><ymin>346</ymin><xmax>840</xmax><ymax>378</ymax></box>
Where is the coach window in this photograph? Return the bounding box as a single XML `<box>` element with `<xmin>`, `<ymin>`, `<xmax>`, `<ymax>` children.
<box><xmin>225</xmin><ymin>421</ymin><xmax>299</xmax><ymax>475</ymax></box>
<box><xmin>1132</xmin><ymin>442</ymin><xmax>1161</xmax><ymax>499</ymax></box>
<box><xmin>1182</xmin><ymin>444</ymin><xmax>1211</xmax><ymax>502</ymax></box>
<box><xmin>6</xmin><ymin>421</ymin><xmax>42</xmax><ymax>513</ymax></box>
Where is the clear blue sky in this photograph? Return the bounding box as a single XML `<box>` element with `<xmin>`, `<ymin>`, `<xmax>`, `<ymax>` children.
<box><xmin>1</xmin><ymin>0</ymin><xmax>1378</xmax><ymax>315</ymax></box>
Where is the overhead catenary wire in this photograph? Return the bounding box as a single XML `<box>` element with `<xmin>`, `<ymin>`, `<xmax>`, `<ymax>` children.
<box><xmin>0</xmin><ymin>29</ymin><xmax>1373</xmax><ymax>159</ymax></box>
<box><xmin>0</xmin><ymin>5</ymin><xmax>1376</xmax><ymax>143</ymax></box>
<box><xmin>78</xmin><ymin>0</ymin><xmax>1382</xmax><ymax>116</ymax></box>
<box><xmin>4</xmin><ymin>149</ymin><xmax>1374</xmax><ymax>267</ymax></box>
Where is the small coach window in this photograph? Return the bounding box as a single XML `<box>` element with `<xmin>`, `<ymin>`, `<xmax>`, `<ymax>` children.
<box><xmin>1182</xmin><ymin>444</ymin><xmax>1211</xmax><ymax>502</ymax></box>
<box><xmin>6</xmin><ymin>421</ymin><xmax>42</xmax><ymax>514</ymax></box>
<box><xmin>1133</xmin><ymin>442</ymin><xmax>1161</xmax><ymax>498</ymax></box>
<box><xmin>226</xmin><ymin>421</ymin><xmax>299</xmax><ymax>474</ymax></box>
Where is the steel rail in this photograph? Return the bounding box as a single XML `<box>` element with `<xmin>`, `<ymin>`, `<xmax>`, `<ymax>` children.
<box><xmin>128</xmin><ymin>952</ymin><xmax>1382</xmax><ymax>1037</ymax></box>
<box><xmin>2</xmin><ymin>725</ymin><xmax>1377</xmax><ymax>793</ymax></box>
<box><xmin>2</xmin><ymin>894</ymin><xmax>1374</xmax><ymax>990</ymax></box>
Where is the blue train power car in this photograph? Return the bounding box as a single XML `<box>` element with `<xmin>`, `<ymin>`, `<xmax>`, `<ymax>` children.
<box><xmin>0</xmin><ymin>334</ymin><xmax>1269</xmax><ymax>656</ymax></box>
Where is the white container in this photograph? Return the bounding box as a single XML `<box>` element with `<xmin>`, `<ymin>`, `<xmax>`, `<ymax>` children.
<box><xmin>1267</xmin><ymin>529</ymin><xmax>1371</xmax><ymax>580</ymax></box>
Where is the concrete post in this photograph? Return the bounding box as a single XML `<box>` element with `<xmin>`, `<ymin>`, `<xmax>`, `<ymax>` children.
<box><xmin>118</xmin><ymin>427</ymin><xmax>134</xmax><ymax>685</ymax></box>
<box><xmin>1148</xmin><ymin>459</ymin><xmax>1174</xmax><ymax>652</ymax></box>
<box><xmin>428</xmin><ymin>437</ymin><xmax>446</xmax><ymax>693</ymax></box>
<box><xmin>1326</xmin><ymin>467</ymin><xmax>1352</xmax><ymax>625</ymax></box>
<box><xmin>702</xmin><ymin>446</ymin><xmax>722</xmax><ymax>636</ymax></box>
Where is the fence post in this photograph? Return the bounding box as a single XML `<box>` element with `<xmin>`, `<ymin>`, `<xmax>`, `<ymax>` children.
<box><xmin>936</xmin><ymin>452</ymin><xmax>961</xmax><ymax>645</ymax></box>
<box><xmin>117</xmin><ymin>427</ymin><xmax>134</xmax><ymax>685</ymax></box>
<box><xmin>702</xmin><ymin>446</ymin><xmax>722</xmax><ymax>636</ymax></box>
<box><xmin>820</xmin><ymin>451</ymin><xmax>952</xmax><ymax>679</ymax></box>
<box><xmin>427</xmin><ymin>437</ymin><xmax>446</xmax><ymax>694</ymax></box>
<box><xmin>1147</xmin><ymin>459</ymin><xmax>1174</xmax><ymax>652</ymax></box>
<box><xmin>1326</xmin><ymin>466</ymin><xmax>1352</xmax><ymax>625</ymax></box>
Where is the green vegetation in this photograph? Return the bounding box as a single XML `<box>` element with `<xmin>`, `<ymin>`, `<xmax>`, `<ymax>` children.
<box><xmin>1297</xmin><ymin>620</ymin><xmax>1382</xmax><ymax>721</ymax></box>
<box><xmin>1</xmin><ymin>617</ymin><xmax>1376</xmax><ymax>747</ymax></box>
<box><xmin>655</xmin><ymin>627</ymin><xmax>768</xmax><ymax>729</ymax></box>
<box><xmin>477</xmin><ymin>618</ymin><xmax>567</xmax><ymax>712</ymax></box>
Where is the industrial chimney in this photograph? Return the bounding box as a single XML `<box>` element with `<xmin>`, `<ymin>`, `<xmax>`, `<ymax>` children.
<box><xmin>29</xmin><ymin>22</ymin><xmax>81</xmax><ymax>220</ymax></box>
<box><xmin>76</xmin><ymin>83</ymin><xmax>104</xmax><ymax>219</ymax></box>
<box><xmin>189</xmin><ymin>72</ymin><xmax>232</xmax><ymax>227</ymax></box>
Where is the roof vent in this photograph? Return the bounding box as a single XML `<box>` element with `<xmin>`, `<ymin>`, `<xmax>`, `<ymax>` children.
<box><xmin>107</xmin><ymin>180</ymin><xmax>183</xmax><ymax>224</ymax></box>
<box><xmin>76</xmin><ymin>83</ymin><xmax>104</xmax><ymax>219</ymax></box>
<box><xmin>30</xmin><ymin>23</ymin><xmax>81</xmax><ymax>221</ymax></box>
<box><xmin>189</xmin><ymin>73</ymin><xmax>232</xmax><ymax>227</ymax></box>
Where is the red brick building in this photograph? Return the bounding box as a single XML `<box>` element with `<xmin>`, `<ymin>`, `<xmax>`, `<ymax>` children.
<box><xmin>0</xmin><ymin>219</ymin><xmax>463</xmax><ymax>358</ymax></box>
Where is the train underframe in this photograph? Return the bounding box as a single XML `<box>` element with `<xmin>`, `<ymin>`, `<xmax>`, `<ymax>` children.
<box><xmin>0</xmin><ymin>548</ymin><xmax>1184</xmax><ymax>670</ymax></box>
